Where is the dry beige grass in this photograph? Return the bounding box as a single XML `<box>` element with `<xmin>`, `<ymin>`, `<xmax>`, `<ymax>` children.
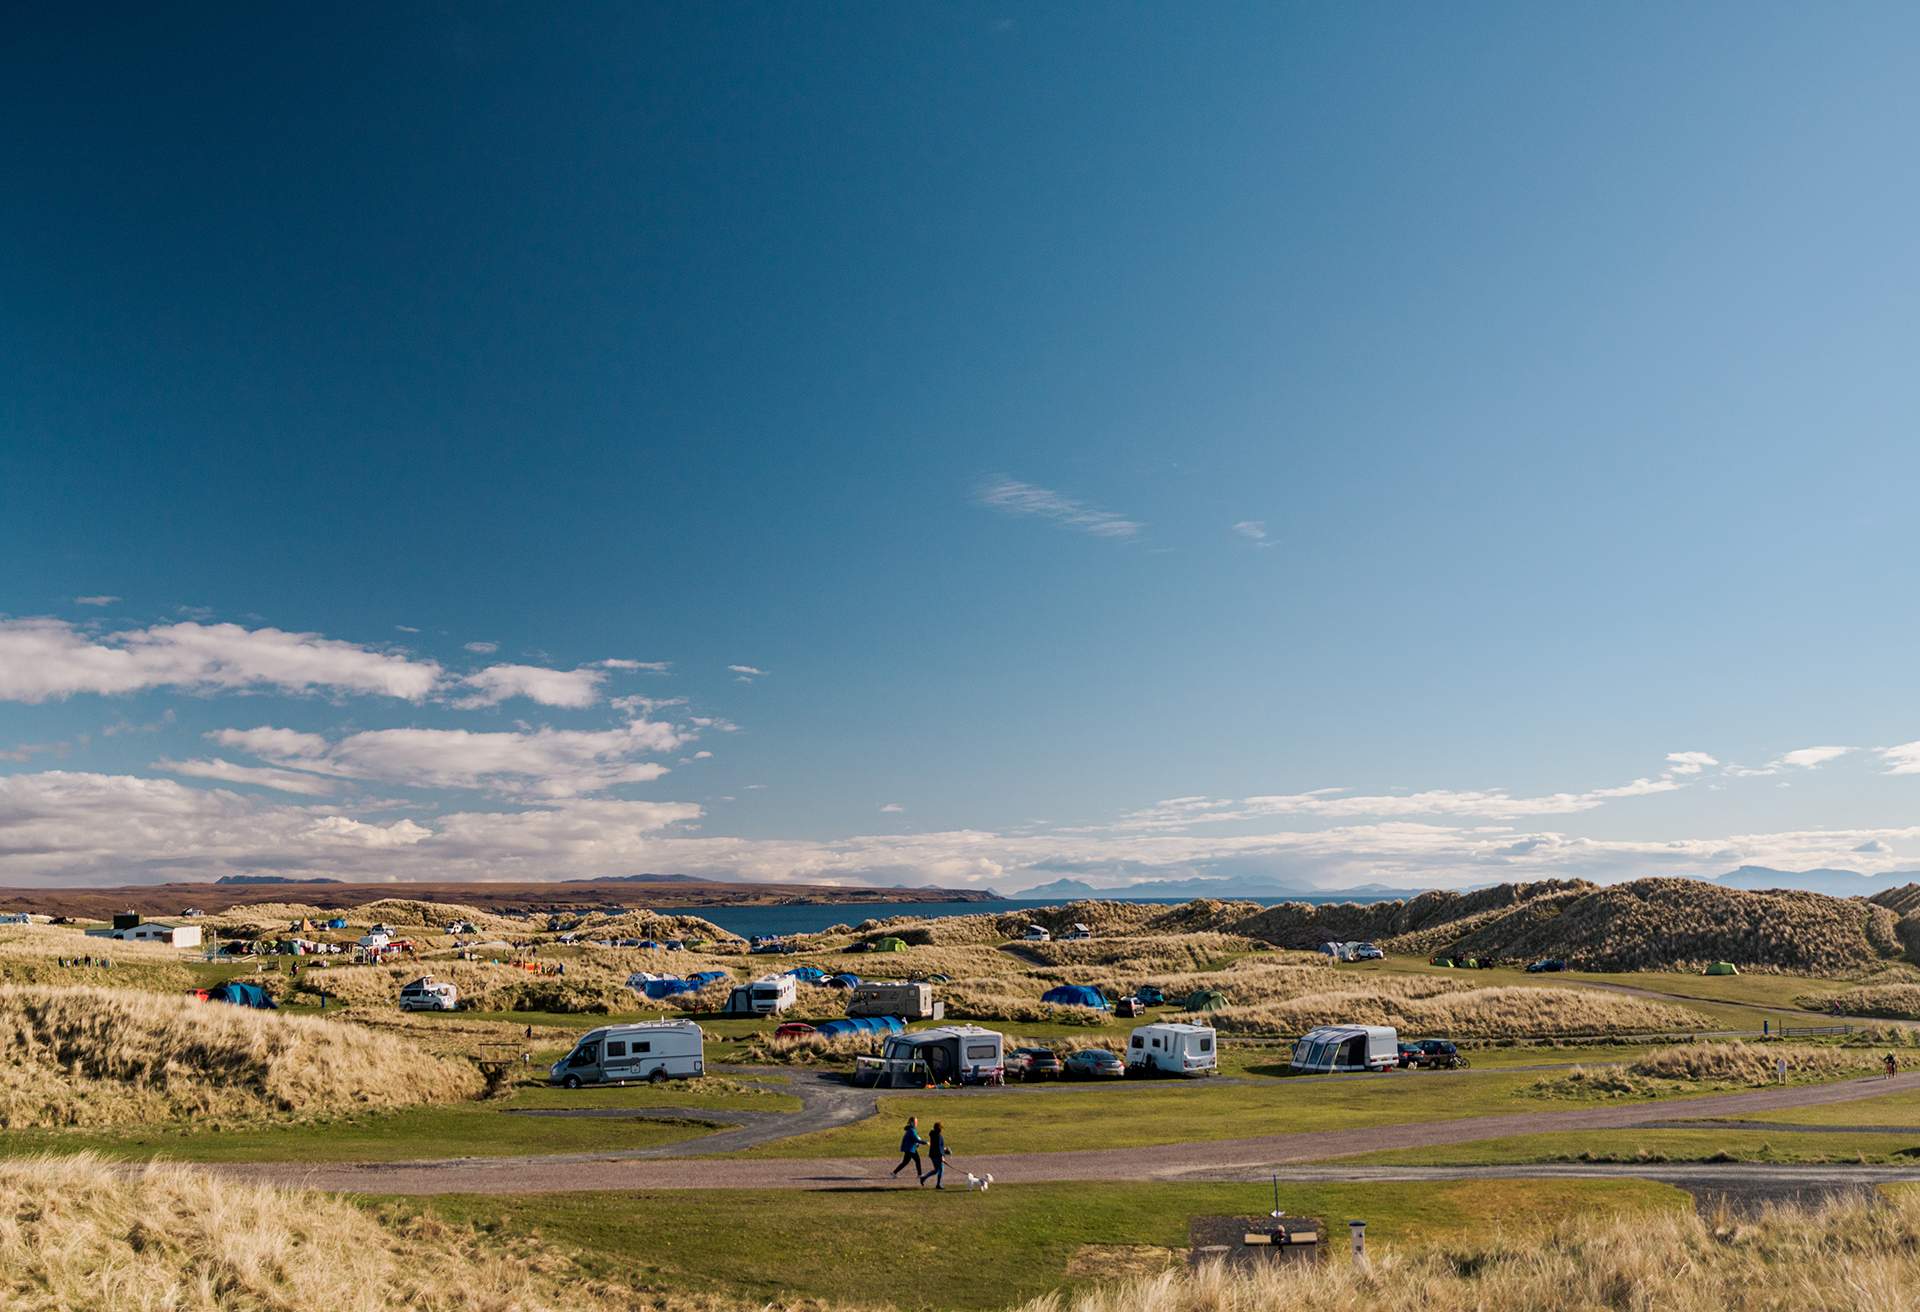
<box><xmin>1803</xmin><ymin>983</ymin><xmax>1920</xmax><ymax>1020</ymax></box>
<box><xmin>0</xmin><ymin>985</ymin><xmax>483</xmax><ymax>1128</ymax></box>
<box><xmin>15</xmin><ymin>1153</ymin><xmax>1920</xmax><ymax>1311</ymax></box>
<box><xmin>1531</xmin><ymin>1040</ymin><xmax>1885</xmax><ymax>1099</ymax></box>
<box><xmin>0</xmin><ymin>923</ymin><xmax>197</xmax><ymax>991</ymax></box>
<box><xmin>1202</xmin><ymin>982</ymin><xmax>1709</xmax><ymax>1040</ymax></box>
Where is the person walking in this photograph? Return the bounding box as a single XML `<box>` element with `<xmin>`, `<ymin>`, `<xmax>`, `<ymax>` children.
<box><xmin>1886</xmin><ymin>1052</ymin><xmax>1898</xmax><ymax>1080</ymax></box>
<box><xmin>892</xmin><ymin>1116</ymin><xmax>925</xmax><ymax>1180</ymax></box>
<box><xmin>919</xmin><ymin>1121</ymin><xmax>951</xmax><ymax>1189</ymax></box>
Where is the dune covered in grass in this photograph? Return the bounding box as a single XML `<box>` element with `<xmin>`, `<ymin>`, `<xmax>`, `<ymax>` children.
<box><xmin>1801</xmin><ymin>982</ymin><xmax>1920</xmax><ymax>1020</ymax></box>
<box><xmin>1199</xmin><ymin>981</ymin><xmax>1710</xmax><ymax>1040</ymax></box>
<box><xmin>1531</xmin><ymin>1040</ymin><xmax>1888</xmax><ymax>1099</ymax></box>
<box><xmin>0</xmin><ymin>924</ymin><xmax>197</xmax><ymax>991</ymax></box>
<box><xmin>0</xmin><ymin>985</ymin><xmax>483</xmax><ymax>1128</ymax></box>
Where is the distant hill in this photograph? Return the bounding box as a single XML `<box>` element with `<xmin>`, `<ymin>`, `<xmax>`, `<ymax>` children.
<box><xmin>213</xmin><ymin>876</ymin><xmax>341</xmax><ymax>886</ymax></box>
<box><xmin>1016</xmin><ymin>875</ymin><xmax>1430</xmax><ymax>901</ymax></box>
<box><xmin>1703</xmin><ymin>865</ymin><xmax>1920</xmax><ymax>897</ymax></box>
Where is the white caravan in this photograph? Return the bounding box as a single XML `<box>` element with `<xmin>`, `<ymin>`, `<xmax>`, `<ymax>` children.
<box><xmin>1290</xmin><ymin>1024</ymin><xmax>1399</xmax><ymax>1073</ymax></box>
<box><xmin>878</xmin><ymin>1025</ymin><xmax>1005</xmax><ymax>1084</ymax></box>
<box><xmin>551</xmin><ymin>1020</ymin><xmax>705</xmax><ymax>1087</ymax></box>
<box><xmin>1127</xmin><ymin>1022</ymin><xmax>1218</xmax><ymax>1077</ymax></box>
<box><xmin>398</xmin><ymin>976</ymin><xmax>459</xmax><ymax>1012</ymax></box>
<box><xmin>1022</xmin><ymin>925</ymin><xmax>1051</xmax><ymax>942</ymax></box>
<box><xmin>726</xmin><ymin>974</ymin><xmax>796</xmax><ymax>1015</ymax></box>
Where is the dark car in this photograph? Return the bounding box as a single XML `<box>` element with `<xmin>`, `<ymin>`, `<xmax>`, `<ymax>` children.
<box><xmin>1403</xmin><ymin>1039</ymin><xmax>1468</xmax><ymax>1069</ymax></box>
<box><xmin>774</xmin><ymin>1022</ymin><xmax>816</xmax><ymax>1038</ymax></box>
<box><xmin>1008</xmin><ymin>1047</ymin><xmax>1063</xmax><ymax>1081</ymax></box>
<box><xmin>1064</xmin><ymin>1048</ymin><xmax>1127</xmax><ymax>1079</ymax></box>
<box><xmin>1135</xmin><ymin>985</ymin><xmax>1167</xmax><ymax>1006</ymax></box>
<box><xmin>1115</xmin><ymin>996</ymin><xmax>1146</xmax><ymax>1018</ymax></box>
<box><xmin>1526</xmin><ymin>958</ymin><xmax>1567</xmax><ymax>973</ymax></box>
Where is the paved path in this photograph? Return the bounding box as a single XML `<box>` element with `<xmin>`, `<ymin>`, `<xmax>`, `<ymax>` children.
<box><xmin>205</xmin><ymin>1070</ymin><xmax>1920</xmax><ymax>1196</ymax></box>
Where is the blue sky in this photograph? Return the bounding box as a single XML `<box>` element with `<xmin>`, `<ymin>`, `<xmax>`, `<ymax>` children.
<box><xmin>5</xmin><ymin>4</ymin><xmax>1920</xmax><ymax>891</ymax></box>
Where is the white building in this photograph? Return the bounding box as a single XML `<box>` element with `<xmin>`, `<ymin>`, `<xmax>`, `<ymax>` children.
<box><xmin>102</xmin><ymin>922</ymin><xmax>203</xmax><ymax>948</ymax></box>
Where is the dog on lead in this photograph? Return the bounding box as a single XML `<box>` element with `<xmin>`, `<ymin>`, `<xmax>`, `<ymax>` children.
<box><xmin>966</xmin><ymin>1172</ymin><xmax>994</xmax><ymax>1192</ymax></box>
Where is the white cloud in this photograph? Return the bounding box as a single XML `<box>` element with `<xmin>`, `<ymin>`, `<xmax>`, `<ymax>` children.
<box><xmin>1111</xmin><ymin>773</ymin><xmax>1683</xmax><ymax>828</ymax></box>
<box><xmin>0</xmin><ymin>619</ymin><xmax>442</xmax><ymax>703</ymax></box>
<box><xmin>155</xmin><ymin>757</ymin><xmax>337</xmax><ymax>797</ymax></box>
<box><xmin>880</xmin><ymin>802</ymin><xmax>905</xmax><ymax>813</ymax></box>
<box><xmin>212</xmin><ymin>718</ymin><xmax>686</xmax><ymax>798</ymax></box>
<box><xmin>1231</xmin><ymin>520</ymin><xmax>1274</xmax><ymax>547</ymax></box>
<box><xmin>463</xmin><ymin>641</ymin><xmax>499</xmax><ymax>654</ymax></box>
<box><xmin>1883</xmin><ymin>742</ymin><xmax>1920</xmax><ymax>776</ymax></box>
<box><xmin>692</xmin><ymin>750</ymin><xmax>713</xmax><ymax>760</ymax></box>
<box><xmin>976</xmin><ymin>478</ymin><xmax>1142</xmax><ymax>540</ymax></box>
<box><xmin>1775</xmin><ymin>746</ymin><xmax>1854</xmax><ymax>769</ymax></box>
<box><xmin>455</xmin><ymin>663</ymin><xmax>605</xmax><ymax>709</ymax></box>
<box><xmin>600</xmin><ymin>659</ymin><xmax>671</xmax><ymax>672</ymax></box>
<box><xmin>1664</xmin><ymin>751</ymin><xmax>1718</xmax><ymax>775</ymax></box>
<box><xmin>728</xmin><ymin>665</ymin><xmax>767</xmax><ymax>677</ymax></box>
<box><xmin>73</xmin><ymin>595</ymin><xmax>119</xmax><ymax>607</ymax></box>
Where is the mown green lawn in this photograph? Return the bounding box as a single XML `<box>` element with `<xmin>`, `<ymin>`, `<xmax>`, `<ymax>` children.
<box><xmin>417</xmin><ymin>1178</ymin><xmax>1685</xmax><ymax>1310</ymax></box>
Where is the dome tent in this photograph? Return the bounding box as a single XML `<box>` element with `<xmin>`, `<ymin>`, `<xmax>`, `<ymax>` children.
<box><xmin>1704</xmin><ymin>961</ymin><xmax>1740</xmax><ymax>976</ymax></box>
<box><xmin>1182</xmin><ymin>988</ymin><xmax>1230</xmax><ymax>1013</ymax></box>
<box><xmin>206</xmin><ymin>981</ymin><xmax>277</xmax><ymax>1009</ymax></box>
<box><xmin>1042</xmin><ymin>984</ymin><xmax>1109</xmax><ymax>1010</ymax></box>
<box><xmin>784</xmin><ymin>965</ymin><xmax>828</xmax><ymax>983</ymax></box>
<box><xmin>870</xmin><ymin>936</ymin><xmax>909</xmax><ymax>952</ymax></box>
<box><xmin>816</xmin><ymin>1015</ymin><xmax>905</xmax><ymax>1038</ymax></box>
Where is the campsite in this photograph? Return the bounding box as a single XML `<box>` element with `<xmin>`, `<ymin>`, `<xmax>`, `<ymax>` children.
<box><xmin>6</xmin><ymin>879</ymin><xmax>1920</xmax><ymax>1307</ymax></box>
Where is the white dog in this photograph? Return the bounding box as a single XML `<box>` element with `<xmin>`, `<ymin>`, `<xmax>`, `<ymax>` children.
<box><xmin>966</xmin><ymin>1172</ymin><xmax>994</xmax><ymax>1192</ymax></box>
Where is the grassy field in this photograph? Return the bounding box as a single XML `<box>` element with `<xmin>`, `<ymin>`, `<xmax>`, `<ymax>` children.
<box><xmin>0</xmin><ymin>1074</ymin><xmax>794</xmax><ymax>1163</ymax></box>
<box><xmin>421</xmin><ymin>1178</ymin><xmax>1686</xmax><ymax>1310</ymax></box>
<box><xmin>1346</xmin><ymin>1125</ymin><xmax>1920</xmax><ymax>1165</ymax></box>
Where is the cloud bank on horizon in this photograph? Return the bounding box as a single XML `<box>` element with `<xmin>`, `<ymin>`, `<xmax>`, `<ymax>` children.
<box><xmin>1</xmin><ymin>610</ymin><xmax>1918</xmax><ymax>892</ymax></box>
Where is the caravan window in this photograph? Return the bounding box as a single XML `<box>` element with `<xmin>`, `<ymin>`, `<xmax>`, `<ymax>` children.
<box><xmin>1198</xmin><ymin>1037</ymin><xmax>1213</xmax><ymax>1053</ymax></box>
<box><xmin>606</xmin><ymin>1041</ymin><xmax>627</xmax><ymax>1058</ymax></box>
<box><xmin>1130</xmin><ymin>1035</ymin><xmax>1143</xmax><ymax>1049</ymax></box>
<box><xmin>634</xmin><ymin>1041</ymin><xmax>651</xmax><ymax>1054</ymax></box>
<box><xmin>965</xmin><ymin>1043</ymin><xmax>997</xmax><ymax>1061</ymax></box>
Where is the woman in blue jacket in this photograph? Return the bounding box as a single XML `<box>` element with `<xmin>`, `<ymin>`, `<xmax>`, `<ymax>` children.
<box><xmin>892</xmin><ymin>1116</ymin><xmax>925</xmax><ymax>1179</ymax></box>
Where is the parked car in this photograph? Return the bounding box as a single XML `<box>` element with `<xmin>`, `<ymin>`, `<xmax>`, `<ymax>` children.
<box><xmin>1403</xmin><ymin>1039</ymin><xmax>1468</xmax><ymax>1069</ymax></box>
<box><xmin>1526</xmin><ymin>958</ymin><xmax>1567</xmax><ymax>973</ymax></box>
<box><xmin>1396</xmin><ymin>1042</ymin><xmax>1422</xmax><ymax>1068</ymax></box>
<box><xmin>1007</xmin><ymin>1046</ymin><xmax>1063</xmax><ymax>1080</ymax></box>
<box><xmin>1115</xmin><ymin>996</ymin><xmax>1146</xmax><ymax>1018</ymax></box>
<box><xmin>1352</xmin><ymin>943</ymin><xmax>1384</xmax><ymax>961</ymax></box>
<box><xmin>774</xmin><ymin>1021</ymin><xmax>817</xmax><ymax>1038</ymax></box>
<box><xmin>1135</xmin><ymin>985</ymin><xmax>1167</xmax><ymax>1006</ymax></box>
<box><xmin>1064</xmin><ymin>1047</ymin><xmax>1127</xmax><ymax>1078</ymax></box>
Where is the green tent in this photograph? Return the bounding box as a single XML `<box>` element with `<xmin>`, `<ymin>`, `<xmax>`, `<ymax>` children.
<box><xmin>1704</xmin><ymin>961</ymin><xmax>1739</xmax><ymax>976</ymax></box>
<box><xmin>1182</xmin><ymin>988</ymin><xmax>1230</xmax><ymax>1012</ymax></box>
<box><xmin>871</xmin><ymin>936</ymin><xmax>908</xmax><ymax>952</ymax></box>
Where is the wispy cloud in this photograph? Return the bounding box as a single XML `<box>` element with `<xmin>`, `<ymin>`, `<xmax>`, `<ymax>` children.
<box><xmin>880</xmin><ymin>802</ymin><xmax>905</xmax><ymax>813</ymax></box>
<box><xmin>729</xmin><ymin>664</ymin><xmax>767</xmax><ymax>684</ymax></box>
<box><xmin>73</xmin><ymin>595</ymin><xmax>119</xmax><ymax>607</ymax></box>
<box><xmin>1882</xmin><ymin>742</ymin><xmax>1920</xmax><ymax>775</ymax></box>
<box><xmin>976</xmin><ymin>477</ymin><xmax>1142</xmax><ymax>540</ymax></box>
<box><xmin>463</xmin><ymin>640</ymin><xmax>499</xmax><ymax>654</ymax></box>
<box><xmin>156</xmin><ymin>756</ymin><xmax>338</xmax><ymax>797</ymax></box>
<box><xmin>1231</xmin><ymin>520</ymin><xmax>1274</xmax><ymax>547</ymax></box>
<box><xmin>454</xmin><ymin>663</ymin><xmax>604</xmax><ymax>709</ymax></box>
<box><xmin>1775</xmin><ymin>745</ymin><xmax>1853</xmax><ymax>769</ymax></box>
<box><xmin>600</xmin><ymin>658</ymin><xmax>671</xmax><ymax>672</ymax></box>
<box><xmin>1665</xmin><ymin>751</ymin><xmax>1718</xmax><ymax>775</ymax></box>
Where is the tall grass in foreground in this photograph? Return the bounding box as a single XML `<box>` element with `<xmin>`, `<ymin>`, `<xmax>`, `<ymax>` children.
<box><xmin>15</xmin><ymin>1154</ymin><xmax>1920</xmax><ymax>1310</ymax></box>
<box><xmin>0</xmin><ymin>985</ymin><xmax>483</xmax><ymax>1128</ymax></box>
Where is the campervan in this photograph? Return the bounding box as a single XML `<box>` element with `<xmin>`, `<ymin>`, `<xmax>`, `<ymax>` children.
<box><xmin>398</xmin><ymin>977</ymin><xmax>459</xmax><ymax>1012</ymax></box>
<box><xmin>550</xmin><ymin>1020</ymin><xmax>705</xmax><ymax>1087</ymax></box>
<box><xmin>847</xmin><ymin>980</ymin><xmax>945</xmax><ymax>1020</ymax></box>
<box><xmin>1022</xmin><ymin>925</ymin><xmax>1051</xmax><ymax>942</ymax></box>
<box><xmin>1290</xmin><ymin>1024</ymin><xmax>1399</xmax><ymax>1073</ymax></box>
<box><xmin>1127</xmin><ymin>1022</ymin><xmax>1217</xmax><ymax>1076</ymax></box>
<box><xmin>726</xmin><ymin>974</ymin><xmax>797</xmax><ymax>1015</ymax></box>
<box><xmin>878</xmin><ymin>1025</ymin><xmax>1004</xmax><ymax>1084</ymax></box>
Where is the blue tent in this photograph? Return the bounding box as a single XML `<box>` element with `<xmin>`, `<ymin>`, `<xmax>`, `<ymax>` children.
<box><xmin>822</xmin><ymin>973</ymin><xmax>861</xmax><ymax>989</ymax></box>
<box><xmin>815</xmin><ymin>1015</ymin><xmax>905</xmax><ymax>1038</ymax></box>
<box><xmin>638</xmin><ymin>940</ymin><xmax>660</xmax><ymax>950</ymax></box>
<box><xmin>638</xmin><ymin>977</ymin><xmax>695</xmax><ymax>999</ymax></box>
<box><xmin>784</xmin><ymin>965</ymin><xmax>827</xmax><ymax>983</ymax></box>
<box><xmin>207</xmin><ymin>980</ymin><xmax>277</xmax><ymax>1009</ymax></box>
<box><xmin>688</xmin><ymin>970</ymin><xmax>731</xmax><ymax>987</ymax></box>
<box><xmin>1042</xmin><ymin>984</ymin><xmax>1110</xmax><ymax>1010</ymax></box>
<box><xmin>325</xmin><ymin>917</ymin><xmax>348</xmax><ymax>930</ymax></box>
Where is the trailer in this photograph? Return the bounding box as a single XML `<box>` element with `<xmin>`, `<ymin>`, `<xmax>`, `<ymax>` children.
<box><xmin>867</xmin><ymin>1025</ymin><xmax>1004</xmax><ymax>1086</ymax></box>
<box><xmin>1290</xmin><ymin>1024</ymin><xmax>1399</xmax><ymax>1073</ymax></box>
<box><xmin>847</xmin><ymin>980</ymin><xmax>945</xmax><ymax>1020</ymax></box>
<box><xmin>1127</xmin><ymin>1022</ymin><xmax>1217</xmax><ymax>1077</ymax></box>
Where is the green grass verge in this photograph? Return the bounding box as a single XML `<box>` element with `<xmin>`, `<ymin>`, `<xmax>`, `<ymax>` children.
<box><xmin>1347</xmin><ymin>1127</ymin><xmax>1920</xmax><ymax>1166</ymax></box>
<box><xmin>418</xmin><ymin>1178</ymin><xmax>1685</xmax><ymax>1310</ymax></box>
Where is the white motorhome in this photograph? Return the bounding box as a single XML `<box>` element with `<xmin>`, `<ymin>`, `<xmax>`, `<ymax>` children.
<box><xmin>1290</xmin><ymin>1024</ymin><xmax>1399</xmax><ymax>1073</ymax></box>
<box><xmin>878</xmin><ymin>1025</ymin><xmax>1005</xmax><ymax>1084</ymax></box>
<box><xmin>551</xmin><ymin>1020</ymin><xmax>705</xmax><ymax>1087</ymax></box>
<box><xmin>1022</xmin><ymin>925</ymin><xmax>1051</xmax><ymax>942</ymax></box>
<box><xmin>726</xmin><ymin>975</ymin><xmax>796</xmax><ymax>1015</ymax></box>
<box><xmin>1127</xmin><ymin>1022</ymin><xmax>1218</xmax><ymax>1077</ymax></box>
<box><xmin>847</xmin><ymin>980</ymin><xmax>945</xmax><ymax>1020</ymax></box>
<box><xmin>398</xmin><ymin>976</ymin><xmax>459</xmax><ymax>1012</ymax></box>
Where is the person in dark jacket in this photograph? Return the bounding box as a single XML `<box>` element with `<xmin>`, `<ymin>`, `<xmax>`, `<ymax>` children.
<box><xmin>892</xmin><ymin>1116</ymin><xmax>926</xmax><ymax>1178</ymax></box>
<box><xmin>919</xmin><ymin>1122</ymin><xmax>951</xmax><ymax>1189</ymax></box>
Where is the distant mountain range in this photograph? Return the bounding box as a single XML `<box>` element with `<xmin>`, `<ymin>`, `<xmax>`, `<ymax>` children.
<box><xmin>213</xmin><ymin>875</ymin><xmax>341</xmax><ymax>886</ymax></box>
<box><xmin>1017</xmin><ymin>865</ymin><xmax>1920</xmax><ymax>903</ymax></box>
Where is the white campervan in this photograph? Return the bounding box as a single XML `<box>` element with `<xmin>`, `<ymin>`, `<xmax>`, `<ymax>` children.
<box><xmin>1290</xmin><ymin>1024</ymin><xmax>1399</xmax><ymax>1073</ymax></box>
<box><xmin>879</xmin><ymin>1025</ymin><xmax>1005</xmax><ymax>1084</ymax></box>
<box><xmin>726</xmin><ymin>975</ymin><xmax>796</xmax><ymax>1015</ymax></box>
<box><xmin>398</xmin><ymin>976</ymin><xmax>459</xmax><ymax>1011</ymax></box>
<box><xmin>551</xmin><ymin>1020</ymin><xmax>705</xmax><ymax>1087</ymax></box>
<box><xmin>1022</xmin><ymin>925</ymin><xmax>1051</xmax><ymax>942</ymax></box>
<box><xmin>1127</xmin><ymin>1022</ymin><xmax>1217</xmax><ymax>1076</ymax></box>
